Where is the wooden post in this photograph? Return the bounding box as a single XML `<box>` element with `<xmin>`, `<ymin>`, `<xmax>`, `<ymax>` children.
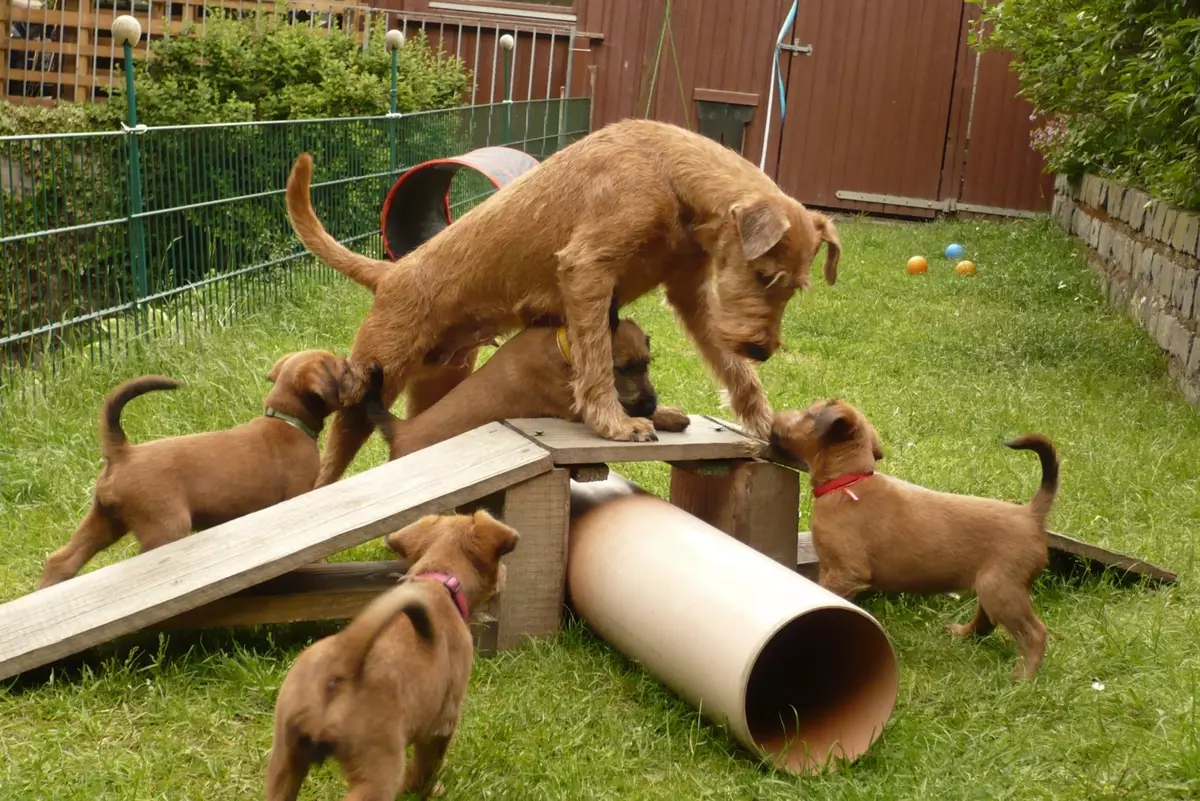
<box><xmin>492</xmin><ymin>468</ymin><xmax>570</xmax><ymax>650</ymax></box>
<box><xmin>669</xmin><ymin>459</ymin><xmax>800</xmax><ymax>568</ymax></box>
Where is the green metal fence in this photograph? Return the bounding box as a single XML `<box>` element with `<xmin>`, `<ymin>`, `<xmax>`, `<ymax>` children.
<box><xmin>0</xmin><ymin>96</ymin><xmax>591</xmax><ymax>391</ymax></box>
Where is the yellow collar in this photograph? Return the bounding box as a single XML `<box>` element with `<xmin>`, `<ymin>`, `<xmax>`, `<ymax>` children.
<box><xmin>556</xmin><ymin>326</ymin><xmax>572</xmax><ymax>366</ymax></box>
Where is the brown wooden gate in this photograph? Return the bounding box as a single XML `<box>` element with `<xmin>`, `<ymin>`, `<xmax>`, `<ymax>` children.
<box><xmin>575</xmin><ymin>0</ymin><xmax>1052</xmax><ymax>218</ymax></box>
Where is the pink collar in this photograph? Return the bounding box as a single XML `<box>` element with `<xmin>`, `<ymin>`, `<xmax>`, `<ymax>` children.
<box><xmin>414</xmin><ymin>572</ymin><xmax>469</xmax><ymax>622</ymax></box>
<box><xmin>812</xmin><ymin>471</ymin><xmax>875</xmax><ymax>501</ymax></box>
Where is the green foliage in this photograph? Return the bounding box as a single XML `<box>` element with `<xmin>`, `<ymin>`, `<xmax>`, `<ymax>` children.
<box><xmin>974</xmin><ymin>0</ymin><xmax>1200</xmax><ymax>209</ymax></box>
<box><xmin>108</xmin><ymin>6</ymin><xmax>470</xmax><ymax>124</ymax></box>
<box><xmin>0</xmin><ymin>102</ymin><xmax>118</xmax><ymax>136</ymax></box>
<box><xmin>1</xmin><ymin>4</ymin><xmax>476</xmax><ymax>360</ymax></box>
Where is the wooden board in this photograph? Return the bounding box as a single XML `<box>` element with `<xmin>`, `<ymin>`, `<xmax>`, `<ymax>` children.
<box><xmin>154</xmin><ymin>561</ymin><xmax>405</xmax><ymax>630</ymax></box>
<box><xmin>1046</xmin><ymin>531</ymin><xmax>1176</xmax><ymax>585</ymax></box>
<box><xmin>493</xmin><ymin>469</ymin><xmax>571</xmax><ymax>649</ymax></box>
<box><xmin>670</xmin><ymin>459</ymin><xmax>800</xmax><ymax>568</ymax></box>
<box><xmin>795</xmin><ymin>531</ymin><xmax>1176</xmax><ymax>585</ymax></box>
<box><xmin>0</xmin><ymin>423</ymin><xmax>551</xmax><ymax>681</ymax></box>
<box><xmin>503</xmin><ymin>416</ymin><xmax>763</xmax><ymax>465</ymax></box>
<box><xmin>703</xmin><ymin>415</ymin><xmax>809</xmax><ymax>472</ymax></box>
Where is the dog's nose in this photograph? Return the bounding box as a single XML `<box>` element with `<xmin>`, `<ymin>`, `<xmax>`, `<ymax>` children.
<box><xmin>624</xmin><ymin>395</ymin><xmax>658</xmax><ymax>419</ymax></box>
<box><xmin>742</xmin><ymin>342</ymin><xmax>771</xmax><ymax>363</ymax></box>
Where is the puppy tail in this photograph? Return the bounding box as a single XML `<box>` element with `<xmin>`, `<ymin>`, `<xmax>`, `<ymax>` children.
<box><xmin>100</xmin><ymin>376</ymin><xmax>181</xmax><ymax>460</ymax></box>
<box><xmin>1005</xmin><ymin>434</ymin><xmax>1059</xmax><ymax>524</ymax></box>
<box><xmin>362</xmin><ymin>362</ymin><xmax>407</xmax><ymax>456</ymax></box>
<box><xmin>286</xmin><ymin>153</ymin><xmax>391</xmax><ymax>292</ymax></box>
<box><xmin>329</xmin><ymin>582</ymin><xmax>435</xmax><ymax>681</ymax></box>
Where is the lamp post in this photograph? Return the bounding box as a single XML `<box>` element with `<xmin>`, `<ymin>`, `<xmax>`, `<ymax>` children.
<box><xmin>499</xmin><ymin>33</ymin><xmax>514</xmax><ymax>144</ymax></box>
<box><xmin>112</xmin><ymin>14</ymin><xmax>148</xmax><ymax>312</ymax></box>
<box><xmin>385</xmin><ymin>29</ymin><xmax>405</xmax><ymax>176</ymax></box>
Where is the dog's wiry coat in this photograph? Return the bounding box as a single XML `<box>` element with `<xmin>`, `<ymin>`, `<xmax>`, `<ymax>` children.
<box><xmin>266</xmin><ymin>511</ymin><xmax>519</xmax><ymax>801</ymax></box>
<box><xmin>286</xmin><ymin>118</ymin><xmax>841</xmax><ymax>486</ymax></box>
<box><xmin>36</xmin><ymin>350</ymin><xmax>372</xmax><ymax>590</ymax></box>
<box><xmin>365</xmin><ymin>317</ymin><xmax>690</xmax><ymax>460</ymax></box>
<box><xmin>771</xmin><ymin>400</ymin><xmax>1059</xmax><ymax>679</ymax></box>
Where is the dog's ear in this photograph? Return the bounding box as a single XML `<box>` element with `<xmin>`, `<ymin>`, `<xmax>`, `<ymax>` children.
<box><xmin>870</xmin><ymin>427</ymin><xmax>885</xmax><ymax>461</ymax></box>
<box><xmin>267</xmin><ymin>353</ymin><xmax>295</xmax><ymax>383</ymax></box>
<box><xmin>473</xmin><ymin>509</ymin><xmax>520</xmax><ymax>560</ymax></box>
<box><xmin>732</xmin><ymin>199</ymin><xmax>791</xmax><ymax>261</ymax></box>
<box><xmin>608</xmin><ymin>295</ymin><xmax>621</xmax><ymax>333</ymax></box>
<box><xmin>812</xmin><ymin>401</ymin><xmax>856</xmax><ymax>444</ymax></box>
<box><xmin>812</xmin><ymin>212</ymin><xmax>841</xmax><ymax>286</ymax></box>
<box><xmin>386</xmin><ymin>515</ymin><xmax>442</xmax><ymax>561</ymax></box>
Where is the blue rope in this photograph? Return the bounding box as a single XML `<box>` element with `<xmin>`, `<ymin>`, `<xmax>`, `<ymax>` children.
<box><xmin>774</xmin><ymin>1</ymin><xmax>798</xmax><ymax>121</ymax></box>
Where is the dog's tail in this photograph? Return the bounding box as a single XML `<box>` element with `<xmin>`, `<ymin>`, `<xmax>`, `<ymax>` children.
<box><xmin>286</xmin><ymin>153</ymin><xmax>391</xmax><ymax>292</ymax></box>
<box><xmin>100</xmin><ymin>376</ymin><xmax>181</xmax><ymax>460</ymax></box>
<box><xmin>327</xmin><ymin>581</ymin><xmax>435</xmax><ymax>682</ymax></box>
<box><xmin>1005</xmin><ymin>433</ymin><xmax>1059</xmax><ymax>524</ymax></box>
<box><xmin>361</xmin><ymin>362</ymin><xmax>406</xmax><ymax>454</ymax></box>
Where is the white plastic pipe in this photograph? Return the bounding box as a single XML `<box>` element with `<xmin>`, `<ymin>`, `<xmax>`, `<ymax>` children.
<box><xmin>567</xmin><ymin>474</ymin><xmax>898</xmax><ymax>774</ymax></box>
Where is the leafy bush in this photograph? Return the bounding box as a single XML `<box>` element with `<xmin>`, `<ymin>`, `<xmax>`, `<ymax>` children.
<box><xmin>975</xmin><ymin>1</ymin><xmax>1200</xmax><ymax>209</ymax></box>
<box><xmin>109</xmin><ymin>6</ymin><xmax>470</xmax><ymax>124</ymax></box>
<box><xmin>1</xmin><ymin>5</ymin><xmax>473</xmax><ymax>362</ymax></box>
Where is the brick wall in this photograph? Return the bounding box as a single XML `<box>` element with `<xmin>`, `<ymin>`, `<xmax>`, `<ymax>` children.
<box><xmin>1052</xmin><ymin>174</ymin><xmax>1200</xmax><ymax>408</ymax></box>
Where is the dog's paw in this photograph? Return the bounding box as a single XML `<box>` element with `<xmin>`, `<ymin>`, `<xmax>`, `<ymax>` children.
<box><xmin>651</xmin><ymin>406</ymin><xmax>691</xmax><ymax>433</ymax></box>
<box><xmin>947</xmin><ymin>622</ymin><xmax>975</xmax><ymax>639</ymax></box>
<box><xmin>606</xmin><ymin>416</ymin><xmax>658</xmax><ymax>442</ymax></box>
<box><xmin>427</xmin><ymin>781</ymin><xmax>446</xmax><ymax>798</ymax></box>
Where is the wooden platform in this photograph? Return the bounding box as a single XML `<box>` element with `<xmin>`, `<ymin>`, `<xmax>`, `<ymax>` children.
<box><xmin>0</xmin><ymin>412</ymin><xmax>1174</xmax><ymax>682</ymax></box>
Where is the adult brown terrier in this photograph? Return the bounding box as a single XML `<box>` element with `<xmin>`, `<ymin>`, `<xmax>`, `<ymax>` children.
<box><xmin>286</xmin><ymin>118</ymin><xmax>842</xmax><ymax>487</ymax></box>
<box><xmin>35</xmin><ymin>350</ymin><xmax>373</xmax><ymax>590</ymax></box>
<box><xmin>266</xmin><ymin>510</ymin><xmax>520</xmax><ymax>801</ymax></box>
<box><xmin>770</xmin><ymin>399</ymin><xmax>1059</xmax><ymax>679</ymax></box>
<box><xmin>365</xmin><ymin>311</ymin><xmax>692</xmax><ymax>460</ymax></box>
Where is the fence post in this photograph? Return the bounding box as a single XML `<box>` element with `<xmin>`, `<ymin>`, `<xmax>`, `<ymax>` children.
<box><xmin>113</xmin><ymin>15</ymin><xmax>148</xmax><ymax>316</ymax></box>
<box><xmin>500</xmin><ymin>33</ymin><xmax>514</xmax><ymax>144</ymax></box>
<box><xmin>385</xmin><ymin>29</ymin><xmax>405</xmax><ymax>177</ymax></box>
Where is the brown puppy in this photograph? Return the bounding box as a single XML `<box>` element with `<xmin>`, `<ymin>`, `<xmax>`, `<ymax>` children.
<box><xmin>770</xmin><ymin>400</ymin><xmax>1059</xmax><ymax>679</ymax></box>
<box><xmin>286</xmin><ymin>118</ymin><xmax>842</xmax><ymax>487</ymax></box>
<box><xmin>366</xmin><ymin>313</ymin><xmax>691</xmax><ymax>460</ymax></box>
<box><xmin>36</xmin><ymin>350</ymin><xmax>373</xmax><ymax>590</ymax></box>
<box><xmin>266</xmin><ymin>511</ymin><xmax>520</xmax><ymax>801</ymax></box>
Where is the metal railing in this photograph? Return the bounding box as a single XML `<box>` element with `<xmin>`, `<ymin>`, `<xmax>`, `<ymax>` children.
<box><xmin>0</xmin><ymin>95</ymin><xmax>592</xmax><ymax>391</ymax></box>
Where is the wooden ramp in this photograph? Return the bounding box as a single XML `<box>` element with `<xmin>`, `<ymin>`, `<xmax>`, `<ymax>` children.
<box><xmin>0</xmin><ymin>423</ymin><xmax>550</xmax><ymax>682</ymax></box>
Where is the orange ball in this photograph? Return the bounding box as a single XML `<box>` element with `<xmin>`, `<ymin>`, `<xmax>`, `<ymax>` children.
<box><xmin>907</xmin><ymin>256</ymin><xmax>928</xmax><ymax>275</ymax></box>
<box><xmin>955</xmin><ymin>260</ymin><xmax>977</xmax><ymax>276</ymax></box>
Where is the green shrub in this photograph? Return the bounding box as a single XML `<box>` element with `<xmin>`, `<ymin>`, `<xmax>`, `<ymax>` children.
<box><xmin>975</xmin><ymin>1</ymin><xmax>1200</xmax><ymax>209</ymax></box>
<box><xmin>109</xmin><ymin>6</ymin><xmax>470</xmax><ymax>124</ymax></box>
<box><xmin>1</xmin><ymin>5</ymin><xmax>473</xmax><ymax>360</ymax></box>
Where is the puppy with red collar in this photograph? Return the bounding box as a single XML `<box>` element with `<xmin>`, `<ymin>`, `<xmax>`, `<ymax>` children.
<box><xmin>771</xmin><ymin>399</ymin><xmax>1059</xmax><ymax>679</ymax></box>
<box><xmin>266</xmin><ymin>511</ymin><xmax>520</xmax><ymax>800</ymax></box>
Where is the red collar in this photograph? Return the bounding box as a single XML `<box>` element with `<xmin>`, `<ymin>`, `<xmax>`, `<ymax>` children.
<box><xmin>812</xmin><ymin>471</ymin><xmax>875</xmax><ymax>500</ymax></box>
<box><xmin>414</xmin><ymin>572</ymin><xmax>469</xmax><ymax>622</ymax></box>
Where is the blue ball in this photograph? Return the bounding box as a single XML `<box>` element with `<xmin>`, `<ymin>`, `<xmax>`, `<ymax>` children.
<box><xmin>945</xmin><ymin>243</ymin><xmax>965</xmax><ymax>260</ymax></box>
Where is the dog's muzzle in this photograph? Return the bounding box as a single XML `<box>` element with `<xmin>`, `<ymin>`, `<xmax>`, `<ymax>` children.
<box><xmin>740</xmin><ymin>342</ymin><xmax>773</xmax><ymax>363</ymax></box>
<box><xmin>622</xmin><ymin>395</ymin><xmax>658</xmax><ymax>419</ymax></box>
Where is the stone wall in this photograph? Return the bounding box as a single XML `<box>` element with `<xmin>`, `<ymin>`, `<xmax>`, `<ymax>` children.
<box><xmin>1052</xmin><ymin>174</ymin><xmax>1200</xmax><ymax>408</ymax></box>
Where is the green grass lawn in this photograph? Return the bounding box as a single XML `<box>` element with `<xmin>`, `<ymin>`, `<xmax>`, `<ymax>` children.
<box><xmin>2</xmin><ymin>217</ymin><xmax>1199</xmax><ymax>799</ymax></box>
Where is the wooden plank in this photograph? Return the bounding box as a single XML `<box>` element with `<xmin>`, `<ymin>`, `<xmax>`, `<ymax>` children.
<box><xmin>1046</xmin><ymin>531</ymin><xmax>1176</xmax><ymax>585</ymax></box>
<box><xmin>504</xmin><ymin>415</ymin><xmax>763</xmax><ymax>465</ymax></box>
<box><xmin>795</xmin><ymin>530</ymin><xmax>1176</xmax><ymax>586</ymax></box>
<box><xmin>703</xmin><ymin>415</ymin><xmax>808</xmax><ymax>472</ymax></box>
<box><xmin>670</xmin><ymin>459</ymin><xmax>800</xmax><ymax>568</ymax></box>
<box><xmin>153</xmin><ymin>561</ymin><xmax>405</xmax><ymax>629</ymax></box>
<box><xmin>0</xmin><ymin>423</ymin><xmax>551</xmax><ymax>681</ymax></box>
<box><xmin>493</xmin><ymin>468</ymin><xmax>571</xmax><ymax>649</ymax></box>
